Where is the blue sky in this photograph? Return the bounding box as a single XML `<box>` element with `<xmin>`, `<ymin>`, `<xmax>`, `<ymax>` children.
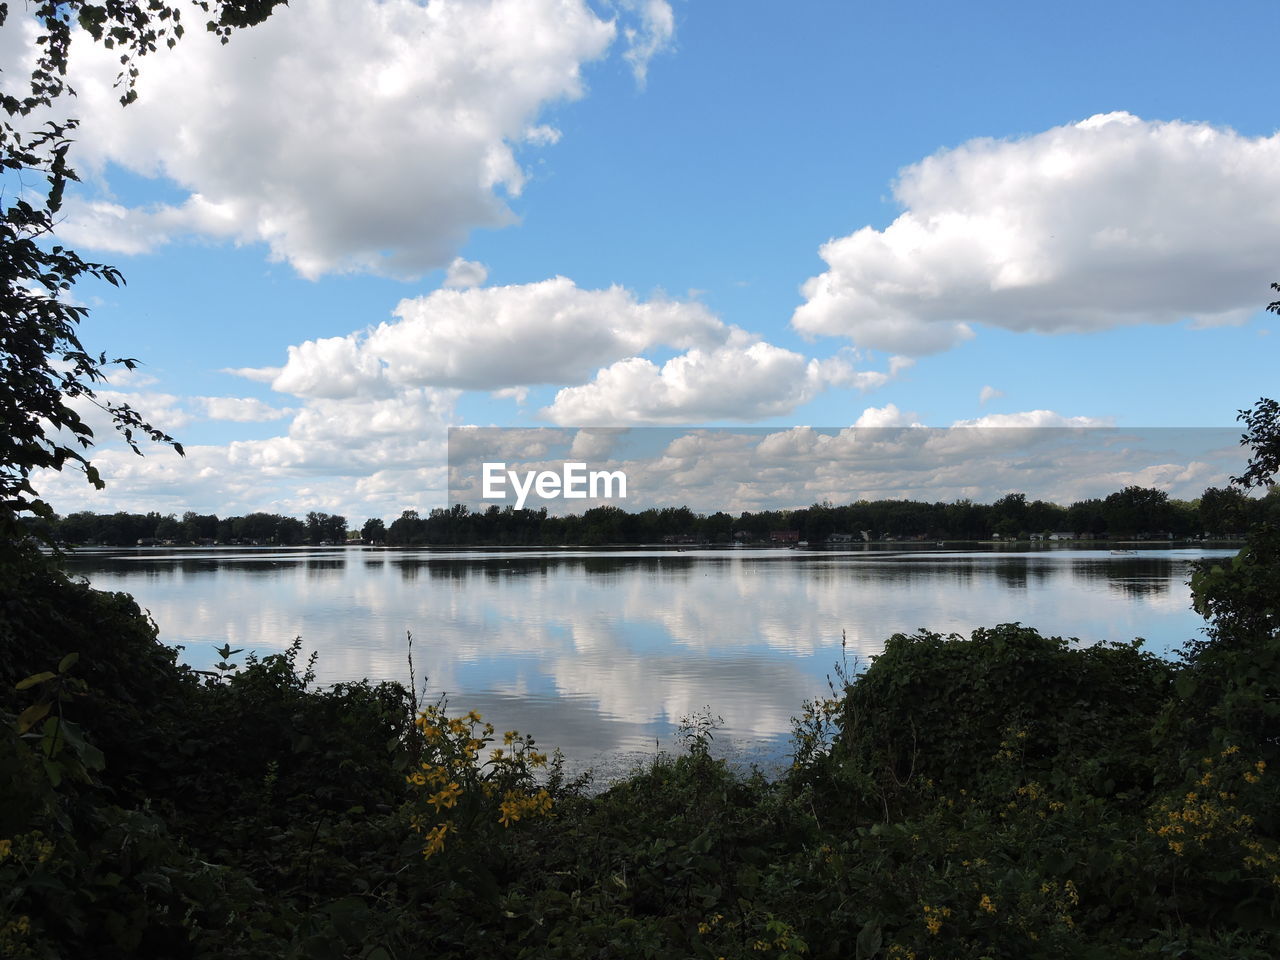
<box><xmin>15</xmin><ymin>0</ymin><xmax>1280</xmax><ymax>520</ymax></box>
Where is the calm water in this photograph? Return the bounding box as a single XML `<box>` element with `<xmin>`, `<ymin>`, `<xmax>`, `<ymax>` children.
<box><xmin>66</xmin><ymin>545</ymin><xmax>1231</xmax><ymax>776</ymax></box>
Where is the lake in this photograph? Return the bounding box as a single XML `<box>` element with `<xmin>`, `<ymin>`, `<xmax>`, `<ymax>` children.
<box><xmin>65</xmin><ymin>544</ymin><xmax>1232</xmax><ymax>778</ymax></box>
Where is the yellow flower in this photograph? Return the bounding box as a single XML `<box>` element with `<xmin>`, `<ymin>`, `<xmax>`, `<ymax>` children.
<box><xmin>0</xmin><ymin>839</ymin><xmax>11</xmax><ymax>860</ymax></box>
<box><xmin>499</xmin><ymin>800</ymin><xmax>520</xmax><ymax>827</ymax></box>
<box><xmin>427</xmin><ymin>781</ymin><xmax>463</xmax><ymax>812</ymax></box>
<box><xmin>978</xmin><ymin>894</ymin><xmax>996</xmax><ymax>914</ymax></box>
<box><xmin>422</xmin><ymin>822</ymin><xmax>451</xmax><ymax>859</ymax></box>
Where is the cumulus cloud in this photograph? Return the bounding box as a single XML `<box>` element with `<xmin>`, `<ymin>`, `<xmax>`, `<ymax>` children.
<box><xmin>979</xmin><ymin>385</ymin><xmax>1004</xmax><ymax>405</ymax></box>
<box><xmin>272</xmin><ymin>335</ymin><xmax>394</xmax><ymax>400</ymax></box>
<box><xmin>56</xmin><ymin>0</ymin><xmax>670</xmax><ymax>278</ymax></box>
<box><xmin>542</xmin><ymin>341</ymin><xmax>907</xmax><ymax>424</ymax></box>
<box><xmin>198</xmin><ymin>397</ymin><xmax>294</xmax><ymax>422</ymax></box>
<box><xmin>272</xmin><ymin>277</ymin><xmax>729</xmax><ymax>397</ymax></box>
<box><xmin>950</xmin><ymin>410</ymin><xmax>1112</xmax><ymax>429</ymax></box>
<box><xmin>443</xmin><ymin>258</ymin><xmax>490</xmax><ymax>289</ymax></box>
<box><xmin>492</xmin><ymin>386</ymin><xmax>530</xmax><ymax>405</ymax></box>
<box><xmin>793</xmin><ymin>113</ymin><xmax>1280</xmax><ymax>353</ymax></box>
<box><xmin>853</xmin><ymin>403</ymin><xmax>922</xmax><ymax>429</ymax></box>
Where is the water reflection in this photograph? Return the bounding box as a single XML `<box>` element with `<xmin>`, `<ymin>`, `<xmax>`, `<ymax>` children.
<box><xmin>64</xmin><ymin>545</ymin><xmax>1229</xmax><ymax>775</ymax></box>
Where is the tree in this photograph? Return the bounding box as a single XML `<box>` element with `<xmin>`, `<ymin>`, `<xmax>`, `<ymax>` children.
<box><xmin>1</xmin><ymin>1</ymin><xmax>285</xmax><ymax>563</ymax></box>
<box><xmin>1198</xmin><ymin>486</ymin><xmax>1252</xmax><ymax>538</ymax></box>
<box><xmin>1176</xmin><ymin>398</ymin><xmax>1280</xmax><ymax>757</ymax></box>
<box><xmin>1102</xmin><ymin>485</ymin><xmax>1173</xmax><ymax>538</ymax></box>
<box><xmin>1190</xmin><ymin>398</ymin><xmax>1280</xmax><ymax>644</ymax></box>
<box><xmin>991</xmin><ymin>492</ymin><xmax>1027</xmax><ymax>539</ymax></box>
<box><xmin>361</xmin><ymin>518</ymin><xmax>386</xmax><ymax>544</ymax></box>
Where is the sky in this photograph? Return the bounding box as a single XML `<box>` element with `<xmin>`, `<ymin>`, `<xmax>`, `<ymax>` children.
<box><xmin>12</xmin><ymin>0</ymin><xmax>1280</xmax><ymax>522</ymax></box>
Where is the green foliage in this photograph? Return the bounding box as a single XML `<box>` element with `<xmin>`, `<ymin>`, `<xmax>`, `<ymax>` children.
<box><xmin>826</xmin><ymin>624</ymin><xmax>1172</xmax><ymax>815</ymax></box>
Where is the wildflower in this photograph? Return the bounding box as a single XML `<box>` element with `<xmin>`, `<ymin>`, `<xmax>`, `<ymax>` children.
<box><xmin>922</xmin><ymin>904</ymin><xmax>949</xmax><ymax>935</ymax></box>
<box><xmin>978</xmin><ymin>894</ymin><xmax>996</xmax><ymax>914</ymax></box>
<box><xmin>422</xmin><ymin>822</ymin><xmax>450</xmax><ymax>859</ymax></box>
<box><xmin>427</xmin><ymin>781</ymin><xmax>463</xmax><ymax>812</ymax></box>
<box><xmin>499</xmin><ymin>798</ymin><xmax>520</xmax><ymax>827</ymax></box>
<box><xmin>0</xmin><ymin>839</ymin><xmax>11</xmax><ymax>860</ymax></box>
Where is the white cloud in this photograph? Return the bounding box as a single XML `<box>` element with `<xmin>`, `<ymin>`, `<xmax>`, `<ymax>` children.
<box><xmin>272</xmin><ymin>277</ymin><xmax>729</xmax><ymax>396</ymax></box>
<box><xmin>950</xmin><ymin>410</ymin><xmax>1111</xmax><ymax>429</ymax></box>
<box><xmin>853</xmin><ymin>403</ymin><xmax>922</xmax><ymax>429</ymax></box>
<box><xmin>793</xmin><ymin>113</ymin><xmax>1280</xmax><ymax>353</ymax></box>
<box><xmin>57</xmin><ymin>0</ymin><xmax>665</xmax><ymax>279</ymax></box>
<box><xmin>620</xmin><ymin>0</ymin><xmax>675</xmax><ymax>86</ymax></box>
<box><xmin>542</xmin><ymin>340</ymin><xmax>892</xmax><ymax>424</ymax></box>
<box><xmin>223</xmin><ymin>366</ymin><xmax>281</xmax><ymax>384</ymax></box>
<box><xmin>979</xmin><ymin>385</ymin><xmax>1004</xmax><ymax>405</ymax></box>
<box><xmin>198</xmin><ymin>397</ymin><xmax>294</xmax><ymax>422</ymax></box>
<box><xmin>272</xmin><ymin>335</ymin><xmax>393</xmax><ymax>400</ymax></box>
<box><xmin>542</xmin><ymin>341</ymin><xmax>911</xmax><ymax>425</ymax></box>
<box><xmin>443</xmin><ymin>258</ymin><xmax>489</xmax><ymax>289</ymax></box>
<box><xmin>492</xmin><ymin>386</ymin><xmax>530</xmax><ymax>405</ymax></box>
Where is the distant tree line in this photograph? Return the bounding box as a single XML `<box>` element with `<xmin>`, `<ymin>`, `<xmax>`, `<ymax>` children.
<box><xmin>34</xmin><ymin>484</ymin><xmax>1278</xmax><ymax>548</ymax></box>
<box><xmin>38</xmin><ymin>510</ymin><xmax>348</xmax><ymax>547</ymax></box>
<box><xmin>382</xmin><ymin>484</ymin><xmax>1278</xmax><ymax>547</ymax></box>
